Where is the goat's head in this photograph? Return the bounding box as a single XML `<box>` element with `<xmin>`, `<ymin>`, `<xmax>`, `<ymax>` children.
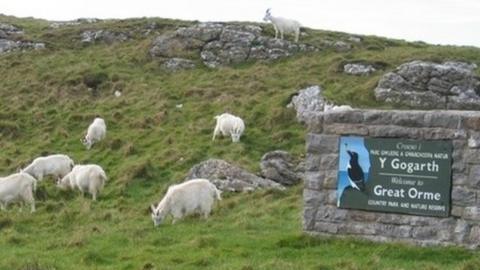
<box><xmin>231</xmin><ymin>130</ymin><xmax>242</xmax><ymax>143</ymax></box>
<box><xmin>150</xmin><ymin>204</ymin><xmax>164</xmax><ymax>227</ymax></box>
<box><xmin>263</xmin><ymin>8</ymin><xmax>272</xmax><ymax>22</ymax></box>
<box><xmin>56</xmin><ymin>175</ymin><xmax>69</xmax><ymax>190</ymax></box>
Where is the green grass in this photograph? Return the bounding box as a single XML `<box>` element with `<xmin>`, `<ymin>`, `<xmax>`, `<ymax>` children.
<box><xmin>0</xmin><ymin>14</ymin><xmax>479</xmax><ymax>269</ymax></box>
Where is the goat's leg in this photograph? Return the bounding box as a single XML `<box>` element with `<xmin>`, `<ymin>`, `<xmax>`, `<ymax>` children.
<box><xmin>295</xmin><ymin>29</ymin><xmax>299</xmax><ymax>42</ymax></box>
<box><xmin>212</xmin><ymin>126</ymin><xmax>220</xmax><ymax>141</ymax></box>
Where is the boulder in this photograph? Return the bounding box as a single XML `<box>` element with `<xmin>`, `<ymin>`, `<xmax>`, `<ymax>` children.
<box><xmin>0</xmin><ymin>23</ymin><xmax>44</xmax><ymax>54</ymax></box>
<box><xmin>0</xmin><ymin>39</ymin><xmax>17</xmax><ymax>53</ymax></box>
<box><xmin>260</xmin><ymin>151</ymin><xmax>301</xmax><ymax>186</ymax></box>
<box><xmin>162</xmin><ymin>58</ymin><xmax>196</xmax><ymax>71</ymax></box>
<box><xmin>50</xmin><ymin>18</ymin><xmax>100</xmax><ymax>28</ymax></box>
<box><xmin>81</xmin><ymin>30</ymin><xmax>129</xmax><ymax>44</ymax></box>
<box><xmin>185</xmin><ymin>159</ymin><xmax>285</xmax><ymax>192</ymax></box>
<box><xmin>320</xmin><ymin>39</ymin><xmax>352</xmax><ymax>52</ymax></box>
<box><xmin>0</xmin><ymin>39</ymin><xmax>45</xmax><ymax>54</ymax></box>
<box><xmin>150</xmin><ymin>22</ymin><xmax>316</xmax><ymax>68</ymax></box>
<box><xmin>347</xmin><ymin>36</ymin><xmax>362</xmax><ymax>43</ymax></box>
<box><xmin>344</xmin><ymin>63</ymin><xmax>376</xmax><ymax>76</ymax></box>
<box><xmin>375</xmin><ymin>61</ymin><xmax>480</xmax><ymax>109</ymax></box>
<box><xmin>287</xmin><ymin>85</ymin><xmax>326</xmax><ymax>123</ymax></box>
<box><xmin>0</xmin><ymin>23</ymin><xmax>23</xmax><ymax>36</ymax></box>
<box><xmin>150</xmin><ymin>32</ymin><xmax>204</xmax><ymax>58</ymax></box>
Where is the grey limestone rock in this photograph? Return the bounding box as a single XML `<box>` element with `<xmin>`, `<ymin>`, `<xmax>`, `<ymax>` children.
<box><xmin>81</xmin><ymin>30</ymin><xmax>130</xmax><ymax>44</ymax></box>
<box><xmin>150</xmin><ymin>22</ymin><xmax>316</xmax><ymax>68</ymax></box>
<box><xmin>375</xmin><ymin>61</ymin><xmax>480</xmax><ymax>109</ymax></box>
<box><xmin>344</xmin><ymin>63</ymin><xmax>376</xmax><ymax>76</ymax></box>
<box><xmin>260</xmin><ymin>150</ymin><xmax>302</xmax><ymax>186</ymax></box>
<box><xmin>186</xmin><ymin>159</ymin><xmax>285</xmax><ymax>192</ymax></box>
<box><xmin>287</xmin><ymin>85</ymin><xmax>326</xmax><ymax>123</ymax></box>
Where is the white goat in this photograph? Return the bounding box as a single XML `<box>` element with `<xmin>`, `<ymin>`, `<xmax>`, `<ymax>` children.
<box><xmin>22</xmin><ymin>154</ymin><xmax>74</xmax><ymax>181</ymax></box>
<box><xmin>263</xmin><ymin>8</ymin><xmax>301</xmax><ymax>42</ymax></box>
<box><xmin>212</xmin><ymin>113</ymin><xmax>245</xmax><ymax>143</ymax></box>
<box><xmin>150</xmin><ymin>179</ymin><xmax>221</xmax><ymax>226</ymax></box>
<box><xmin>57</xmin><ymin>164</ymin><xmax>107</xmax><ymax>201</ymax></box>
<box><xmin>82</xmin><ymin>117</ymin><xmax>106</xmax><ymax>149</ymax></box>
<box><xmin>0</xmin><ymin>173</ymin><xmax>37</xmax><ymax>212</ymax></box>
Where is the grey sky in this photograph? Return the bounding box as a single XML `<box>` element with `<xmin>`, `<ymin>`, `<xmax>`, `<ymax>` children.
<box><xmin>2</xmin><ymin>0</ymin><xmax>479</xmax><ymax>47</ymax></box>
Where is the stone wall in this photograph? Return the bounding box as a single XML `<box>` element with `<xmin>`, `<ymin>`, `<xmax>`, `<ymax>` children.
<box><xmin>303</xmin><ymin>109</ymin><xmax>480</xmax><ymax>248</ymax></box>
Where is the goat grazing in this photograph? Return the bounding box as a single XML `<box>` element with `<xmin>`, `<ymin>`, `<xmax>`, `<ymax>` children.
<box><xmin>212</xmin><ymin>113</ymin><xmax>245</xmax><ymax>143</ymax></box>
<box><xmin>57</xmin><ymin>164</ymin><xmax>107</xmax><ymax>201</ymax></box>
<box><xmin>0</xmin><ymin>172</ymin><xmax>37</xmax><ymax>212</ymax></box>
<box><xmin>150</xmin><ymin>179</ymin><xmax>221</xmax><ymax>226</ymax></box>
<box><xmin>82</xmin><ymin>116</ymin><xmax>106</xmax><ymax>149</ymax></box>
<box><xmin>22</xmin><ymin>154</ymin><xmax>74</xmax><ymax>181</ymax></box>
<box><xmin>263</xmin><ymin>8</ymin><xmax>301</xmax><ymax>42</ymax></box>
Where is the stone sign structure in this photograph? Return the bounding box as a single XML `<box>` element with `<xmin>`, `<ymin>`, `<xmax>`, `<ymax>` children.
<box><xmin>303</xmin><ymin>109</ymin><xmax>480</xmax><ymax>248</ymax></box>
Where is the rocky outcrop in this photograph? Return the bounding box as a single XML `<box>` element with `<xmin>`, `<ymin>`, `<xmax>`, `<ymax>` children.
<box><xmin>319</xmin><ymin>40</ymin><xmax>352</xmax><ymax>52</ymax></box>
<box><xmin>186</xmin><ymin>159</ymin><xmax>285</xmax><ymax>192</ymax></box>
<box><xmin>0</xmin><ymin>23</ymin><xmax>23</xmax><ymax>37</ymax></box>
<box><xmin>287</xmin><ymin>85</ymin><xmax>326</xmax><ymax>123</ymax></box>
<box><xmin>344</xmin><ymin>63</ymin><xmax>376</xmax><ymax>76</ymax></box>
<box><xmin>49</xmin><ymin>18</ymin><xmax>100</xmax><ymax>28</ymax></box>
<box><xmin>375</xmin><ymin>61</ymin><xmax>480</xmax><ymax>110</ymax></box>
<box><xmin>0</xmin><ymin>39</ymin><xmax>45</xmax><ymax>53</ymax></box>
<box><xmin>162</xmin><ymin>58</ymin><xmax>196</xmax><ymax>71</ymax></box>
<box><xmin>0</xmin><ymin>23</ymin><xmax>45</xmax><ymax>54</ymax></box>
<box><xmin>80</xmin><ymin>30</ymin><xmax>130</xmax><ymax>44</ymax></box>
<box><xmin>150</xmin><ymin>22</ymin><xmax>316</xmax><ymax>68</ymax></box>
<box><xmin>260</xmin><ymin>151</ymin><xmax>302</xmax><ymax>186</ymax></box>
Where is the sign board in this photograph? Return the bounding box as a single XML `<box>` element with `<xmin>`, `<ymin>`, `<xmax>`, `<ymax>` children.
<box><xmin>337</xmin><ymin>136</ymin><xmax>452</xmax><ymax>217</ymax></box>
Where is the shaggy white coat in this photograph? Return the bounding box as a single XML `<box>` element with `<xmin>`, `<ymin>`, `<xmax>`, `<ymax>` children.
<box><xmin>263</xmin><ymin>9</ymin><xmax>301</xmax><ymax>42</ymax></box>
<box><xmin>22</xmin><ymin>154</ymin><xmax>74</xmax><ymax>181</ymax></box>
<box><xmin>0</xmin><ymin>172</ymin><xmax>37</xmax><ymax>212</ymax></box>
<box><xmin>82</xmin><ymin>117</ymin><xmax>106</xmax><ymax>149</ymax></box>
<box><xmin>151</xmin><ymin>179</ymin><xmax>221</xmax><ymax>226</ymax></box>
<box><xmin>212</xmin><ymin>113</ymin><xmax>245</xmax><ymax>143</ymax></box>
<box><xmin>57</xmin><ymin>164</ymin><xmax>107</xmax><ymax>201</ymax></box>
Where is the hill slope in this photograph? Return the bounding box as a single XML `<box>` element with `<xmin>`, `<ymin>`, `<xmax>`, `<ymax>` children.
<box><xmin>0</xmin><ymin>15</ymin><xmax>480</xmax><ymax>269</ymax></box>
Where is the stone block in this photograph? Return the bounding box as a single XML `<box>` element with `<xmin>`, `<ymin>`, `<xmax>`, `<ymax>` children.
<box><xmin>305</xmin><ymin>153</ymin><xmax>321</xmax><ymax>172</ymax></box>
<box><xmin>323</xmin><ymin>124</ymin><xmax>369</xmax><ymax>136</ymax></box>
<box><xmin>463</xmin><ymin>206</ymin><xmax>480</xmax><ymax>221</ymax></box>
<box><xmin>303</xmin><ymin>189</ymin><xmax>325</xmax><ymax>205</ymax></box>
<box><xmin>451</xmin><ymin>186</ymin><xmax>476</xmax><ymax>206</ymax></box>
<box><xmin>424</xmin><ymin>113</ymin><xmax>463</xmax><ymax>129</ymax></box>
<box><xmin>468</xmin><ymin>165</ymin><xmax>480</xmax><ymax>188</ymax></box>
<box><xmin>304</xmin><ymin>171</ymin><xmax>324</xmax><ymax>190</ymax></box>
<box><xmin>323</xmin><ymin>111</ymin><xmax>364</xmax><ymax>124</ymax></box>
<box><xmin>314</xmin><ymin>221</ymin><xmax>339</xmax><ymax>234</ymax></box>
<box><xmin>320</xmin><ymin>154</ymin><xmax>339</xmax><ymax>171</ymax></box>
<box><xmin>368</xmin><ymin>125</ymin><xmax>422</xmax><ymax>138</ymax></box>
<box><xmin>306</xmin><ymin>133</ymin><xmax>339</xmax><ymax>154</ymax></box>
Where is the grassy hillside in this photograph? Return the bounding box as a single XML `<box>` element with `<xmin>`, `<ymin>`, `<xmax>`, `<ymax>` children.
<box><xmin>0</xmin><ymin>14</ymin><xmax>480</xmax><ymax>269</ymax></box>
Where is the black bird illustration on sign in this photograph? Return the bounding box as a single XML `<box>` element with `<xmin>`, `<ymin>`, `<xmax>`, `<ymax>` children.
<box><xmin>347</xmin><ymin>150</ymin><xmax>365</xmax><ymax>192</ymax></box>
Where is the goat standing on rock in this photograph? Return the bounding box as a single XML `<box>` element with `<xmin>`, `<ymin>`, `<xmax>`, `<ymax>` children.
<box><xmin>263</xmin><ymin>8</ymin><xmax>301</xmax><ymax>42</ymax></box>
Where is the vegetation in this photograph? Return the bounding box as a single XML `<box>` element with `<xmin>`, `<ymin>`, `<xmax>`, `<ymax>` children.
<box><xmin>0</xmin><ymin>14</ymin><xmax>479</xmax><ymax>269</ymax></box>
